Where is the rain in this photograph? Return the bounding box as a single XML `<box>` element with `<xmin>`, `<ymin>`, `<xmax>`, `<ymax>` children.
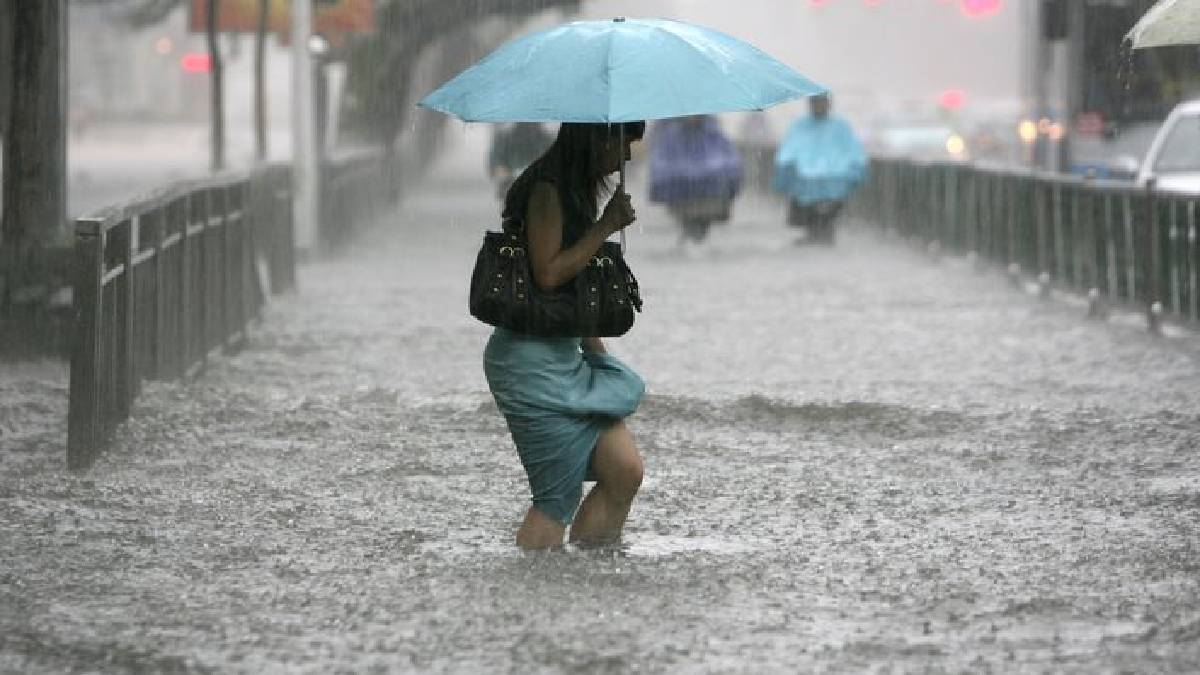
<box><xmin>2</xmin><ymin>0</ymin><xmax>1200</xmax><ymax>672</ymax></box>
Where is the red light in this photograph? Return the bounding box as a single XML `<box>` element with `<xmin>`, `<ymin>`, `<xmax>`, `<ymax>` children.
<box><xmin>961</xmin><ymin>0</ymin><xmax>1002</xmax><ymax>17</ymax></box>
<box><xmin>180</xmin><ymin>53</ymin><xmax>211</xmax><ymax>73</ymax></box>
<box><xmin>938</xmin><ymin>89</ymin><xmax>966</xmax><ymax>110</ymax></box>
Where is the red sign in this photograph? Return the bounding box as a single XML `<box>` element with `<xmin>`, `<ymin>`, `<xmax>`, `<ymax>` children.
<box><xmin>961</xmin><ymin>0</ymin><xmax>1002</xmax><ymax>18</ymax></box>
<box><xmin>938</xmin><ymin>89</ymin><xmax>966</xmax><ymax>110</ymax></box>
<box><xmin>180</xmin><ymin>52</ymin><xmax>212</xmax><ymax>73</ymax></box>
<box><xmin>189</xmin><ymin>0</ymin><xmax>373</xmax><ymax>44</ymax></box>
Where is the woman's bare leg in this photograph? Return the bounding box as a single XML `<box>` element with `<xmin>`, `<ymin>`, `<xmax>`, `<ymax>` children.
<box><xmin>516</xmin><ymin>506</ymin><xmax>567</xmax><ymax>550</ymax></box>
<box><xmin>570</xmin><ymin>421</ymin><xmax>643</xmax><ymax>546</ymax></box>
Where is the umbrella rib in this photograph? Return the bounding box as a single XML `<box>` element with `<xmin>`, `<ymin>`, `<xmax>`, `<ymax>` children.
<box><xmin>605</xmin><ymin>25</ymin><xmax>619</xmax><ymax>122</ymax></box>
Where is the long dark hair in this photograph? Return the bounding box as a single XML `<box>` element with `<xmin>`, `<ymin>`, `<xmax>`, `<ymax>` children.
<box><xmin>504</xmin><ymin>121</ymin><xmax>645</xmax><ymax>222</ymax></box>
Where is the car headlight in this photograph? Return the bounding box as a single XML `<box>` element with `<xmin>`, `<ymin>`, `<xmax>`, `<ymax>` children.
<box><xmin>946</xmin><ymin>134</ymin><xmax>966</xmax><ymax>157</ymax></box>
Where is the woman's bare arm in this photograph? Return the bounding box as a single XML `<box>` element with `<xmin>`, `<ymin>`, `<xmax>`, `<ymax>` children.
<box><xmin>581</xmin><ymin>336</ymin><xmax>606</xmax><ymax>353</ymax></box>
<box><xmin>526</xmin><ymin>181</ymin><xmax>633</xmax><ymax>291</ymax></box>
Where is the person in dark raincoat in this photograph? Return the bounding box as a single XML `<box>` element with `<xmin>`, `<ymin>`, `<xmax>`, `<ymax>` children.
<box><xmin>648</xmin><ymin>115</ymin><xmax>743</xmax><ymax>246</ymax></box>
<box><xmin>773</xmin><ymin>94</ymin><xmax>866</xmax><ymax>245</ymax></box>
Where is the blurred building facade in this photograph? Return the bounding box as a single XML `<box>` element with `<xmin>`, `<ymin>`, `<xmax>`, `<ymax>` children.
<box><xmin>69</xmin><ymin>4</ymin><xmax>210</xmax><ymax>125</ymax></box>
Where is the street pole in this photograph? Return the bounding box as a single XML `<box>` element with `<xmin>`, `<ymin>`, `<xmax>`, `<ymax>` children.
<box><xmin>1023</xmin><ymin>0</ymin><xmax>1041</xmax><ymax>169</ymax></box>
<box><xmin>291</xmin><ymin>0</ymin><xmax>319</xmax><ymax>253</ymax></box>
<box><xmin>254</xmin><ymin>0</ymin><xmax>269</xmax><ymax>161</ymax></box>
<box><xmin>1</xmin><ymin>0</ymin><xmax>66</xmax><ymax>306</ymax></box>
<box><xmin>1060</xmin><ymin>0</ymin><xmax>1086</xmax><ymax>175</ymax></box>
<box><xmin>1032</xmin><ymin>1</ymin><xmax>1050</xmax><ymax>171</ymax></box>
<box><xmin>206</xmin><ymin>0</ymin><xmax>225</xmax><ymax>172</ymax></box>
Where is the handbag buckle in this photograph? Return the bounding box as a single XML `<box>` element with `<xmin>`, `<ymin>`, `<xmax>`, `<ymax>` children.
<box><xmin>499</xmin><ymin>245</ymin><xmax>525</xmax><ymax>258</ymax></box>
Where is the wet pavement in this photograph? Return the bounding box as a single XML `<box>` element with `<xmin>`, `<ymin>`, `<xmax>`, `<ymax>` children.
<box><xmin>3</xmin><ymin>136</ymin><xmax>1200</xmax><ymax>673</ymax></box>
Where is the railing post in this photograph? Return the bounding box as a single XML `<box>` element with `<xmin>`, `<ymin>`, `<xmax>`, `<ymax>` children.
<box><xmin>1051</xmin><ymin>183</ymin><xmax>1064</xmax><ymax>288</ymax></box>
<box><xmin>1168</xmin><ymin>199</ymin><xmax>1181</xmax><ymax>318</ymax></box>
<box><xmin>1082</xmin><ymin>175</ymin><xmax>1106</xmax><ymax>319</ymax></box>
<box><xmin>1035</xmin><ymin>181</ymin><xmax>1050</xmax><ymax>297</ymax></box>
<box><xmin>282</xmin><ymin>177</ymin><xmax>296</xmax><ymax>291</ymax></box>
<box><xmin>946</xmin><ymin>166</ymin><xmax>959</xmax><ymax>253</ymax></box>
<box><xmin>1123</xmin><ymin>195</ymin><xmax>1137</xmax><ymax>305</ymax></box>
<box><xmin>963</xmin><ymin>169</ymin><xmax>977</xmax><ymax>261</ymax></box>
<box><xmin>1106</xmin><ymin>195</ymin><xmax>1119</xmax><ymax>309</ymax></box>
<box><xmin>115</xmin><ymin>221</ymin><xmax>136</xmax><ymax>420</ymax></box>
<box><xmin>1145</xmin><ymin>179</ymin><xmax>1162</xmax><ymax>334</ymax></box>
<box><xmin>1185</xmin><ymin>199</ymin><xmax>1195</xmax><ymax>324</ymax></box>
<box><xmin>179</xmin><ymin>195</ymin><xmax>193</xmax><ymax>377</ymax></box>
<box><xmin>1006</xmin><ymin>176</ymin><xmax>1021</xmax><ymax>287</ymax></box>
<box><xmin>195</xmin><ymin>189</ymin><xmax>209</xmax><ymax>374</ymax></box>
<box><xmin>231</xmin><ymin>182</ymin><xmax>248</xmax><ymax>346</ymax></box>
<box><xmin>216</xmin><ymin>185</ymin><xmax>232</xmax><ymax>350</ymax></box>
<box><xmin>1080</xmin><ymin>183</ymin><xmax>1089</xmax><ymax>291</ymax></box>
<box><xmin>150</xmin><ymin>209</ymin><xmax>168</xmax><ymax>377</ymax></box>
<box><xmin>67</xmin><ymin>218</ymin><xmax>105</xmax><ymax>470</ymax></box>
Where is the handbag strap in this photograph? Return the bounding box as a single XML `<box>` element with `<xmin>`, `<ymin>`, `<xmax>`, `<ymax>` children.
<box><xmin>501</xmin><ymin>214</ymin><xmax>524</xmax><ymax>236</ymax></box>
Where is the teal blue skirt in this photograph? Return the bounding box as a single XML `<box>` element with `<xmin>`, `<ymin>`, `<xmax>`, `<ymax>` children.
<box><xmin>483</xmin><ymin>328</ymin><xmax>645</xmax><ymax>524</ymax></box>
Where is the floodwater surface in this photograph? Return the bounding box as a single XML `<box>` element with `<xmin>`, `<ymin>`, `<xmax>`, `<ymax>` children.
<box><xmin>2</xmin><ymin>141</ymin><xmax>1200</xmax><ymax>673</ymax></box>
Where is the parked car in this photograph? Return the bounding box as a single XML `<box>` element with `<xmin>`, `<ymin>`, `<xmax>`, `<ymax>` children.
<box><xmin>1070</xmin><ymin>119</ymin><xmax>1159</xmax><ymax>181</ymax></box>
<box><xmin>869</xmin><ymin>123</ymin><xmax>968</xmax><ymax>163</ymax></box>
<box><xmin>1135</xmin><ymin>98</ymin><xmax>1200</xmax><ymax>193</ymax></box>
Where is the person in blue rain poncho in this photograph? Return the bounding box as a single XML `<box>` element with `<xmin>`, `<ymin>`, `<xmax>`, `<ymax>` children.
<box><xmin>773</xmin><ymin>94</ymin><xmax>866</xmax><ymax>245</ymax></box>
<box><xmin>648</xmin><ymin>115</ymin><xmax>743</xmax><ymax>246</ymax></box>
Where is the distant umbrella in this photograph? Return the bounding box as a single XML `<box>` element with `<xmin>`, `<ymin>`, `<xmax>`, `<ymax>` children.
<box><xmin>1127</xmin><ymin>0</ymin><xmax>1200</xmax><ymax>49</ymax></box>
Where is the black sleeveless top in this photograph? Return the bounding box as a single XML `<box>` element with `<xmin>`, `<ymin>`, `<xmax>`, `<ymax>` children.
<box><xmin>501</xmin><ymin>162</ymin><xmax>595</xmax><ymax>249</ymax></box>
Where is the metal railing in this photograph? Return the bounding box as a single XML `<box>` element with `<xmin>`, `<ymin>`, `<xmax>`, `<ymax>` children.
<box><xmin>66</xmin><ymin>150</ymin><xmax>404</xmax><ymax>469</ymax></box>
<box><xmin>67</xmin><ymin>165</ymin><xmax>294</xmax><ymax>470</ymax></box>
<box><xmin>852</xmin><ymin>157</ymin><xmax>1200</xmax><ymax>332</ymax></box>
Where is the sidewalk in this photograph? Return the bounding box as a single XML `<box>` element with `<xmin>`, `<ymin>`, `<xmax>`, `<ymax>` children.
<box><xmin>3</xmin><ymin>137</ymin><xmax>1200</xmax><ymax>673</ymax></box>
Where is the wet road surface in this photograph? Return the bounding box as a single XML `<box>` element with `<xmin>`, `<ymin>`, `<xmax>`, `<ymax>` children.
<box><xmin>3</xmin><ymin>138</ymin><xmax>1200</xmax><ymax>673</ymax></box>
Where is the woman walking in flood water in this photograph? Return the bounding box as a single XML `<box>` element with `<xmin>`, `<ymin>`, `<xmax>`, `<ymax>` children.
<box><xmin>483</xmin><ymin>122</ymin><xmax>647</xmax><ymax>550</ymax></box>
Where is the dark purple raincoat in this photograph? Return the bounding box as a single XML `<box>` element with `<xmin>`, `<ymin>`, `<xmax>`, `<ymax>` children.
<box><xmin>648</xmin><ymin>116</ymin><xmax>743</xmax><ymax>204</ymax></box>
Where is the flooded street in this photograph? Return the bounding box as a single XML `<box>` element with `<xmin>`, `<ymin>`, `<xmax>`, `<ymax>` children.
<box><xmin>3</xmin><ymin>137</ymin><xmax>1200</xmax><ymax>673</ymax></box>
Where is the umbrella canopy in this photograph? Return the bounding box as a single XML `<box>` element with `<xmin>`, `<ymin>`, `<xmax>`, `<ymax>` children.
<box><xmin>1127</xmin><ymin>0</ymin><xmax>1200</xmax><ymax>49</ymax></box>
<box><xmin>418</xmin><ymin>17</ymin><xmax>826</xmax><ymax>123</ymax></box>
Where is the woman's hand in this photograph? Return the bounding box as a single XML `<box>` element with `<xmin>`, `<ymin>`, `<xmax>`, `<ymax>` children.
<box><xmin>598</xmin><ymin>188</ymin><xmax>636</xmax><ymax>235</ymax></box>
<box><xmin>527</xmin><ymin>182</ymin><xmax>634</xmax><ymax>291</ymax></box>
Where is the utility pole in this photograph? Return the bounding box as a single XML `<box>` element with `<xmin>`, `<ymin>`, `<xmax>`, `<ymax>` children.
<box><xmin>1060</xmin><ymin>0</ymin><xmax>1086</xmax><ymax>174</ymax></box>
<box><xmin>292</xmin><ymin>0</ymin><xmax>319</xmax><ymax>253</ymax></box>
<box><xmin>1</xmin><ymin>0</ymin><xmax>66</xmax><ymax>306</ymax></box>
<box><xmin>254</xmin><ymin>0</ymin><xmax>269</xmax><ymax>161</ymax></box>
<box><xmin>1031</xmin><ymin>0</ymin><xmax>1051</xmax><ymax>170</ymax></box>
<box><xmin>206</xmin><ymin>0</ymin><xmax>226</xmax><ymax>171</ymax></box>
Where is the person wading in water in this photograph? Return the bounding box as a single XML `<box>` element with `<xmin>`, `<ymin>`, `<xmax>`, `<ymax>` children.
<box><xmin>483</xmin><ymin>122</ymin><xmax>647</xmax><ymax>550</ymax></box>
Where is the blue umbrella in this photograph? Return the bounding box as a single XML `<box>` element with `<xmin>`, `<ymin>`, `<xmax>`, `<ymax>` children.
<box><xmin>418</xmin><ymin>17</ymin><xmax>826</xmax><ymax>123</ymax></box>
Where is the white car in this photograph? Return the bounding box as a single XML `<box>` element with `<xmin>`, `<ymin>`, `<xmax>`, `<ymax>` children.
<box><xmin>1136</xmin><ymin>98</ymin><xmax>1200</xmax><ymax>193</ymax></box>
<box><xmin>870</xmin><ymin>124</ymin><xmax>968</xmax><ymax>163</ymax></box>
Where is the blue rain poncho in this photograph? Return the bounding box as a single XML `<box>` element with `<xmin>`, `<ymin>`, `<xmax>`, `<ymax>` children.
<box><xmin>773</xmin><ymin>115</ymin><xmax>867</xmax><ymax>205</ymax></box>
<box><xmin>648</xmin><ymin>116</ymin><xmax>743</xmax><ymax>204</ymax></box>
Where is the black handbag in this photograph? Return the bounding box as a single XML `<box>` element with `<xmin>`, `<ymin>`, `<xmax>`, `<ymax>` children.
<box><xmin>469</xmin><ymin>221</ymin><xmax>643</xmax><ymax>337</ymax></box>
